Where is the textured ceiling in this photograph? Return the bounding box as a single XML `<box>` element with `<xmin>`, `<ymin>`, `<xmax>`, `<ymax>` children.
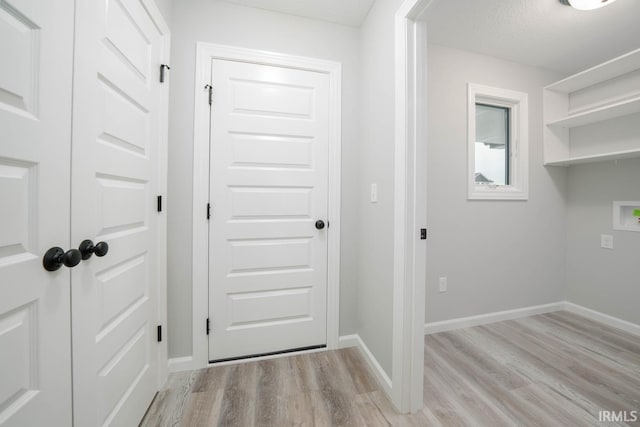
<box><xmin>425</xmin><ymin>0</ymin><xmax>640</xmax><ymax>75</ymax></box>
<box><xmin>218</xmin><ymin>0</ymin><xmax>376</xmax><ymax>27</ymax></box>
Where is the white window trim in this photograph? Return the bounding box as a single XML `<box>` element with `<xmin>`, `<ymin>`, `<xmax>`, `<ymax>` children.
<box><xmin>467</xmin><ymin>83</ymin><xmax>529</xmax><ymax>200</ymax></box>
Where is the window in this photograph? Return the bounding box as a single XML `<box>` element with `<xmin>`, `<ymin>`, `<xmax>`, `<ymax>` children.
<box><xmin>475</xmin><ymin>104</ymin><xmax>509</xmax><ymax>186</ymax></box>
<box><xmin>468</xmin><ymin>84</ymin><xmax>528</xmax><ymax>200</ymax></box>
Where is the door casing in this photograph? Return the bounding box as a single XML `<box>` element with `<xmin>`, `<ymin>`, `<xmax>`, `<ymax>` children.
<box><xmin>392</xmin><ymin>0</ymin><xmax>430</xmax><ymax>413</ymax></box>
<box><xmin>191</xmin><ymin>43</ymin><xmax>342</xmax><ymax>370</ymax></box>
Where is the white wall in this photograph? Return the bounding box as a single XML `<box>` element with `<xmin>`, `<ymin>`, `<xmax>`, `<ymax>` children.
<box><xmin>357</xmin><ymin>0</ymin><xmax>405</xmax><ymax>378</ymax></box>
<box><xmin>167</xmin><ymin>0</ymin><xmax>361</xmax><ymax>358</ymax></box>
<box><xmin>154</xmin><ymin>0</ymin><xmax>172</xmax><ymax>25</ymax></box>
<box><xmin>566</xmin><ymin>158</ymin><xmax>640</xmax><ymax>324</ymax></box>
<box><xmin>425</xmin><ymin>44</ymin><xmax>568</xmax><ymax>323</ymax></box>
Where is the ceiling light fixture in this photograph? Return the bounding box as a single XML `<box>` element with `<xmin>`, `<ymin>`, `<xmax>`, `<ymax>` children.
<box><xmin>559</xmin><ymin>0</ymin><xmax>618</xmax><ymax>10</ymax></box>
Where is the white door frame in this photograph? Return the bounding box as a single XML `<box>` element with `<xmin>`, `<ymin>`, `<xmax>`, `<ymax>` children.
<box><xmin>392</xmin><ymin>0</ymin><xmax>432</xmax><ymax>413</ymax></box>
<box><xmin>192</xmin><ymin>43</ymin><xmax>342</xmax><ymax>370</ymax></box>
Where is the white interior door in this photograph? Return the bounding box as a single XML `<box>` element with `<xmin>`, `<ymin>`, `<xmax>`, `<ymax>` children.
<box><xmin>71</xmin><ymin>0</ymin><xmax>165</xmax><ymax>425</ymax></box>
<box><xmin>0</xmin><ymin>0</ymin><xmax>74</xmax><ymax>425</ymax></box>
<box><xmin>208</xmin><ymin>59</ymin><xmax>330</xmax><ymax>361</ymax></box>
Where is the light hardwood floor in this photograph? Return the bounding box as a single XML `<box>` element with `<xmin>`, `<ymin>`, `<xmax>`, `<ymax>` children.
<box><xmin>141</xmin><ymin>347</ymin><xmax>428</xmax><ymax>426</ymax></box>
<box><xmin>424</xmin><ymin>311</ymin><xmax>640</xmax><ymax>427</ymax></box>
<box><xmin>142</xmin><ymin>312</ymin><xmax>640</xmax><ymax>426</ymax></box>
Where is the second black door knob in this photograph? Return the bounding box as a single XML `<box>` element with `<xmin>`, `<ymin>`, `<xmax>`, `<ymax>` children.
<box><xmin>79</xmin><ymin>240</ymin><xmax>109</xmax><ymax>260</ymax></box>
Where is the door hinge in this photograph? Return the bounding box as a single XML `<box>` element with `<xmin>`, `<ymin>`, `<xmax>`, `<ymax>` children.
<box><xmin>157</xmin><ymin>195</ymin><xmax>163</xmax><ymax>212</ymax></box>
<box><xmin>157</xmin><ymin>325</ymin><xmax>162</xmax><ymax>342</ymax></box>
<box><xmin>160</xmin><ymin>64</ymin><xmax>171</xmax><ymax>83</ymax></box>
<box><xmin>204</xmin><ymin>84</ymin><xmax>213</xmax><ymax>105</ymax></box>
<box><xmin>420</xmin><ymin>228</ymin><xmax>427</xmax><ymax>240</ymax></box>
<box><xmin>206</xmin><ymin>203</ymin><xmax>211</xmax><ymax>220</ymax></box>
<box><xmin>206</xmin><ymin>318</ymin><xmax>210</xmax><ymax>335</ymax></box>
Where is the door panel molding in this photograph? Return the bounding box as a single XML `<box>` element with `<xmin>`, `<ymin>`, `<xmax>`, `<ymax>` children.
<box><xmin>192</xmin><ymin>43</ymin><xmax>342</xmax><ymax>370</ymax></box>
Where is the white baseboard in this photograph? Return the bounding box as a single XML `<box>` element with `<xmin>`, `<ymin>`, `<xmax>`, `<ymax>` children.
<box><xmin>564</xmin><ymin>302</ymin><xmax>640</xmax><ymax>337</ymax></box>
<box><xmin>338</xmin><ymin>334</ymin><xmax>392</xmax><ymax>396</ymax></box>
<box><xmin>424</xmin><ymin>302</ymin><xmax>565</xmax><ymax>335</ymax></box>
<box><xmin>338</xmin><ymin>334</ymin><xmax>359</xmax><ymax>349</ymax></box>
<box><xmin>423</xmin><ymin>301</ymin><xmax>640</xmax><ymax>338</ymax></box>
<box><xmin>168</xmin><ymin>356</ymin><xmax>194</xmax><ymax>373</ymax></box>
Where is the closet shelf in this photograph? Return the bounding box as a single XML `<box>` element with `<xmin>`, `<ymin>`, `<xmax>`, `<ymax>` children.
<box><xmin>545</xmin><ymin>48</ymin><xmax>640</xmax><ymax>93</ymax></box>
<box><xmin>543</xmin><ymin>48</ymin><xmax>640</xmax><ymax>166</ymax></box>
<box><xmin>544</xmin><ymin>149</ymin><xmax>640</xmax><ymax>166</ymax></box>
<box><xmin>546</xmin><ymin>96</ymin><xmax>640</xmax><ymax>129</ymax></box>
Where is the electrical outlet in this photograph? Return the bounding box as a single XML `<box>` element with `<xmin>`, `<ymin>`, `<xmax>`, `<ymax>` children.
<box><xmin>601</xmin><ymin>234</ymin><xmax>614</xmax><ymax>249</ymax></box>
<box><xmin>439</xmin><ymin>277</ymin><xmax>447</xmax><ymax>293</ymax></box>
<box><xmin>370</xmin><ymin>183</ymin><xmax>378</xmax><ymax>203</ymax></box>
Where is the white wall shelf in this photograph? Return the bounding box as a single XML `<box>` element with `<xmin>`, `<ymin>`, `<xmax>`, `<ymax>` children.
<box><xmin>546</xmin><ymin>96</ymin><xmax>640</xmax><ymax>129</ymax></box>
<box><xmin>544</xmin><ymin>149</ymin><xmax>640</xmax><ymax>166</ymax></box>
<box><xmin>543</xmin><ymin>48</ymin><xmax>640</xmax><ymax>166</ymax></box>
<box><xmin>546</xmin><ymin>48</ymin><xmax>640</xmax><ymax>93</ymax></box>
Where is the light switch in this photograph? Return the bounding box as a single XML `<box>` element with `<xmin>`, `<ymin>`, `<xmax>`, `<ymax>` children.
<box><xmin>370</xmin><ymin>183</ymin><xmax>378</xmax><ymax>203</ymax></box>
<box><xmin>439</xmin><ymin>277</ymin><xmax>447</xmax><ymax>293</ymax></box>
<box><xmin>601</xmin><ymin>234</ymin><xmax>614</xmax><ymax>249</ymax></box>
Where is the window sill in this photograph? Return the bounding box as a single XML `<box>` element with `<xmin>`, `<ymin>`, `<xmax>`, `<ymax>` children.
<box><xmin>468</xmin><ymin>186</ymin><xmax>528</xmax><ymax>201</ymax></box>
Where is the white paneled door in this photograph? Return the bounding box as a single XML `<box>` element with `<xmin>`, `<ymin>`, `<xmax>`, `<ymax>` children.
<box><xmin>0</xmin><ymin>0</ymin><xmax>166</xmax><ymax>425</ymax></box>
<box><xmin>71</xmin><ymin>0</ymin><xmax>166</xmax><ymax>425</ymax></box>
<box><xmin>209</xmin><ymin>59</ymin><xmax>330</xmax><ymax>361</ymax></box>
<box><xmin>0</xmin><ymin>0</ymin><xmax>74</xmax><ymax>425</ymax></box>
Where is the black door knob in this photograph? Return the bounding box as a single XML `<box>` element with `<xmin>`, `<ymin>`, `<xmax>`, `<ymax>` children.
<box><xmin>79</xmin><ymin>240</ymin><xmax>109</xmax><ymax>260</ymax></box>
<box><xmin>315</xmin><ymin>220</ymin><xmax>325</xmax><ymax>230</ymax></box>
<box><xmin>43</xmin><ymin>247</ymin><xmax>82</xmax><ymax>272</ymax></box>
